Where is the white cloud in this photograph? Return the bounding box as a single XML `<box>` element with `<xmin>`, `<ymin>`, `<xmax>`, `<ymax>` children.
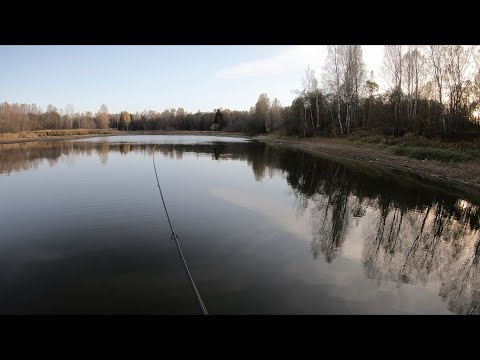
<box><xmin>215</xmin><ymin>46</ymin><xmax>327</xmax><ymax>80</ymax></box>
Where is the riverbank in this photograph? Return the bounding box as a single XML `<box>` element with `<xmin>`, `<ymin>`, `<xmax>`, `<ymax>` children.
<box><xmin>254</xmin><ymin>133</ymin><xmax>480</xmax><ymax>195</ymax></box>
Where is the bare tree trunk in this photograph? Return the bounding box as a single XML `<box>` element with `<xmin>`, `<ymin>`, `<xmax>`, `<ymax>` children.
<box><xmin>337</xmin><ymin>97</ymin><xmax>343</xmax><ymax>134</ymax></box>
<box><xmin>327</xmin><ymin>104</ymin><xmax>332</xmax><ymax>130</ymax></box>
<box><xmin>310</xmin><ymin>106</ymin><xmax>314</xmax><ymax>131</ymax></box>
<box><xmin>345</xmin><ymin>104</ymin><xmax>350</xmax><ymax>134</ymax></box>
<box><xmin>441</xmin><ymin>110</ymin><xmax>447</xmax><ymax>139</ymax></box>
<box><xmin>303</xmin><ymin>108</ymin><xmax>307</xmax><ymax>137</ymax></box>
<box><xmin>364</xmin><ymin>98</ymin><xmax>369</xmax><ymax>128</ymax></box>
<box><xmin>413</xmin><ymin>75</ymin><xmax>418</xmax><ymax>130</ymax></box>
<box><xmin>394</xmin><ymin>100</ymin><xmax>399</xmax><ymax>135</ymax></box>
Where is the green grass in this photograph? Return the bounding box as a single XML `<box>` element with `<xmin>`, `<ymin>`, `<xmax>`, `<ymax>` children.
<box><xmin>346</xmin><ymin>130</ymin><xmax>480</xmax><ymax>162</ymax></box>
<box><xmin>391</xmin><ymin>146</ymin><xmax>474</xmax><ymax>162</ymax></box>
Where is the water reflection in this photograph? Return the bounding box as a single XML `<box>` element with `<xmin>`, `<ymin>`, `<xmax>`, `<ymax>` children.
<box><xmin>262</xmin><ymin>146</ymin><xmax>480</xmax><ymax>314</ymax></box>
<box><xmin>1</xmin><ymin>138</ymin><xmax>480</xmax><ymax>314</ymax></box>
<box><xmin>0</xmin><ymin>140</ymin><xmax>256</xmax><ymax>175</ymax></box>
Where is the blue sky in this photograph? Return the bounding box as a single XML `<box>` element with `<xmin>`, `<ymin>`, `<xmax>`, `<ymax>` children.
<box><xmin>0</xmin><ymin>45</ymin><xmax>384</xmax><ymax>114</ymax></box>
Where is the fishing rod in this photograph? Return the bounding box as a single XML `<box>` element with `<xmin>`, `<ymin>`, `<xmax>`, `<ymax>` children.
<box><xmin>152</xmin><ymin>145</ymin><xmax>208</xmax><ymax>315</ymax></box>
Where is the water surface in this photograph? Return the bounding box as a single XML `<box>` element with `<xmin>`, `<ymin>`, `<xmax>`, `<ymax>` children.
<box><xmin>1</xmin><ymin>135</ymin><xmax>479</xmax><ymax>314</ymax></box>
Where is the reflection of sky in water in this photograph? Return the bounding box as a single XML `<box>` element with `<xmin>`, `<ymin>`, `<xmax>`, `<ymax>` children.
<box><xmin>74</xmin><ymin>135</ymin><xmax>250</xmax><ymax>144</ymax></box>
<box><xmin>210</xmin><ymin>186</ymin><xmax>452</xmax><ymax>314</ymax></box>
<box><xmin>0</xmin><ymin>136</ymin><xmax>479</xmax><ymax>314</ymax></box>
<box><xmin>210</xmin><ymin>185</ymin><xmax>312</xmax><ymax>240</ymax></box>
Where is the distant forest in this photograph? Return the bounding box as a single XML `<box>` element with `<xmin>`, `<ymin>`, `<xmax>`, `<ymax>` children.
<box><xmin>2</xmin><ymin>45</ymin><xmax>480</xmax><ymax>140</ymax></box>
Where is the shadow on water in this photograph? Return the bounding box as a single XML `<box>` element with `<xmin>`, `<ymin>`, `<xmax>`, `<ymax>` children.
<box><xmin>1</xmin><ymin>138</ymin><xmax>480</xmax><ymax>314</ymax></box>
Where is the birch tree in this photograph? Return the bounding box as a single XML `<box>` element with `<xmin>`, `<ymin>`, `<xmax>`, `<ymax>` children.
<box><xmin>97</xmin><ymin>104</ymin><xmax>109</xmax><ymax>129</ymax></box>
<box><xmin>383</xmin><ymin>45</ymin><xmax>403</xmax><ymax>135</ymax></box>
<box><xmin>413</xmin><ymin>47</ymin><xmax>426</xmax><ymax>127</ymax></box>
<box><xmin>323</xmin><ymin>45</ymin><xmax>344</xmax><ymax>134</ymax></box>
<box><xmin>473</xmin><ymin>47</ymin><xmax>480</xmax><ymax>121</ymax></box>
<box><xmin>403</xmin><ymin>47</ymin><xmax>415</xmax><ymax>124</ymax></box>
<box><xmin>444</xmin><ymin>45</ymin><xmax>475</xmax><ymax>128</ymax></box>
<box><xmin>363</xmin><ymin>70</ymin><xmax>379</xmax><ymax>128</ymax></box>
<box><xmin>65</xmin><ymin>104</ymin><xmax>75</xmax><ymax>129</ymax></box>
<box><xmin>270</xmin><ymin>98</ymin><xmax>282</xmax><ymax>132</ymax></box>
<box><xmin>425</xmin><ymin>45</ymin><xmax>447</xmax><ymax>138</ymax></box>
<box><xmin>402</xmin><ymin>46</ymin><xmax>426</xmax><ymax>130</ymax></box>
<box><xmin>255</xmin><ymin>94</ymin><xmax>270</xmax><ymax>133</ymax></box>
<box><xmin>294</xmin><ymin>67</ymin><xmax>317</xmax><ymax>136</ymax></box>
<box><xmin>340</xmin><ymin>45</ymin><xmax>365</xmax><ymax>133</ymax></box>
<box><xmin>120</xmin><ymin>111</ymin><xmax>131</xmax><ymax>131</ymax></box>
<box><xmin>302</xmin><ymin>66</ymin><xmax>320</xmax><ymax>128</ymax></box>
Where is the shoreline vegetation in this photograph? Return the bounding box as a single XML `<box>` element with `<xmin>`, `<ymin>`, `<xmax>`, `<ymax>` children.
<box><xmin>255</xmin><ymin>133</ymin><xmax>480</xmax><ymax>199</ymax></box>
<box><xmin>0</xmin><ymin>129</ymin><xmax>120</xmax><ymax>144</ymax></box>
<box><xmin>1</xmin><ymin>128</ymin><xmax>480</xmax><ymax>198</ymax></box>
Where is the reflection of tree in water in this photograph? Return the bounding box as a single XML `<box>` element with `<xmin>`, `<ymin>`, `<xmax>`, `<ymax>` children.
<box><xmin>438</xmin><ymin>233</ymin><xmax>480</xmax><ymax>314</ymax></box>
<box><xmin>252</xmin><ymin>145</ymin><xmax>480</xmax><ymax>314</ymax></box>
<box><xmin>120</xmin><ymin>143</ymin><xmax>131</xmax><ymax>155</ymax></box>
<box><xmin>246</xmin><ymin>142</ymin><xmax>267</xmax><ymax>181</ymax></box>
<box><xmin>0</xmin><ymin>141</ymin><xmax>97</xmax><ymax>174</ymax></box>
<box><xmin>361</xmin><ymin>197</ymin><xmax>480</xmax><ymax>314</ymax></box>
<box><xmin>98</xmin><ymin>141</ymin><xmax>109</xmax><ymax>165</ymax></box>
<box><xmin>0</xmin><ymin>140</ymin><xmax>270</xmax><ymax>177</ymax></box>
<box><xmin>212</xmin><ymin>145</ymin><xmax>220</xmax><ymax>160</ymax></box>
<box><xmin>310</xmin><ymin>165</ymin><xmax>351</xmax><ymax>263</ymax></box>
<box><xmin>4</xmin><ymin>143</ymin><xmax>64</xmax><ymax>173</ymax></box>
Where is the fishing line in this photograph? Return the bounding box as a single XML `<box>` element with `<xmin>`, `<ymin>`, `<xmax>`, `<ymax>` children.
<box><xmin>152</xmin><ymin>145</ymin><xmax>208</xmax><ymax>315</ymax></box>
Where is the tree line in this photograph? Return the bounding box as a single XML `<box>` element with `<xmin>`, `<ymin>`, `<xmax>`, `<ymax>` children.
<box><xmin>2</xmin><ymin>45</ymin><xmax>480</xmax><ymax>140</ymax></box>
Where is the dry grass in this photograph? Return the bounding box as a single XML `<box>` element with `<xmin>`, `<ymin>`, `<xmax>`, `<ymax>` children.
<box><xmin>0</xmin><ymin>129</ymin><xmax>118</xmax><ymax>142</ymax></box>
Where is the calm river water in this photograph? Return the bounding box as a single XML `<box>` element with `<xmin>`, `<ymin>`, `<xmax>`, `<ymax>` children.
<box><xmin>0</xmin><ymin>135</ymin><xmax>479</xmax><ymax>314</ymax></box>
